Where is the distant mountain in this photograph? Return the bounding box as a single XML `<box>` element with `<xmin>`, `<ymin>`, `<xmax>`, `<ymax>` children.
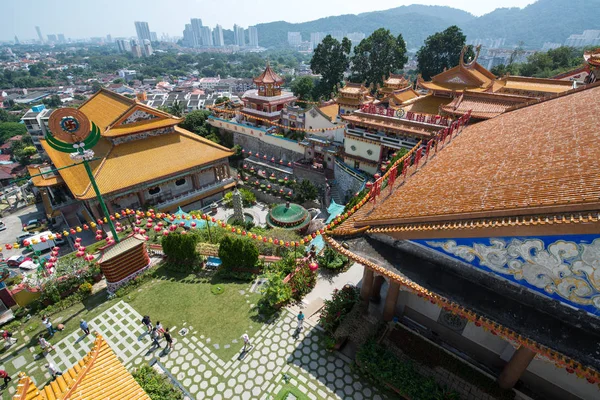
<box><xmin>255</xmin><ymin>5</ymin><xmax>475</xmax><ymax>49</ymax></box>
<box><xmin>254</xmin><ymin>0</ymin><xmax>599</xmax><ymax>50</ymax></box>
<box><xmin>462</xmin><ymin>0</ymin><xmax>600</xmax><ymax>48</ymax></box>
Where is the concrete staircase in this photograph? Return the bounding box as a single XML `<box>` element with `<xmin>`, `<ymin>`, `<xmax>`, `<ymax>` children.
<box><xmin>330</xmin><ymin>181</ymin><xmax>345</xmax><ymax>205</ymax></box>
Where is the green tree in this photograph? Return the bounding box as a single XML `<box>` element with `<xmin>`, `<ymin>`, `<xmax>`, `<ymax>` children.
<box><xmin>0</xmin><ymin>122</ymin><xmax>27</xmax><ymax>143</ymax></box>
<box><xmin>310</xmin><ymin>35</ymin><xmax>351</xmax><ymax>99</ymax></box>
<box><xmin>28</xmin><ymin>62</ymin><xmax>48</xmax><ymax>77</ymax></box>
<box><xmin>161</xmin><ymin>231</ymin><xmax>201</xmax><ymax>271</ymax></box>
<box><xmin>214</xmin><ymin>96</ymin><xmax>230</xmax><ymax>105</ymax></box>
<box><xmin>112</xmin><ymin>78</ymin><xmax>125</xmax><ymax>84</ymax></box>
<box><xmin>168</xmin><ymin>100</ymin><xmax>184</xmax><ymax>117</ymax></box>
<box><xmin>350</xmin><ymin>28</ymin><xmax>408</xmax><ymax>89</ymax></box>
<box><xmin>179</xmin><ymin>109</ymin><xmax>211</xmax><ymax>135</ymax></box>
<box><xmin>416</xmin><ymin>26</ymin><xmax>471</xmax><ymax>80</ymax></box>
<box><xmin>133</xmin><ymin>365</ymin><xmax>183</xmax><ymax>400</ymax></box>
<box><xmin>0</xmin><ymin>109</ymin><xmax>21</xmax><ymax>123</ymax></box>
<box><xmin>290</xmin><ymin>76</ymin><xmax>315</xmax><ymax>101</ymax></box>
<box><xmin>42</xmin><ymin>95</ymin><xmax>62</xmax><ymax>108</ymax></box>
<box><xmin>293</xmin><ymin>179</ymin><xmax>318</xmax><ymax>203</ymax></box>
<box><xmin>91</xmin><ymin>81</ymin><xmax>103</xmax><ymax>93</ymax></box>
<box><xmin>218</xmin><ymin>236</ymin><xmax>259</xmax><ymax>271</ymax></box>
<box><xmin>13</xmin><ymin>145</ymin><xmax>37</xmax><ymax>165</ymax></box>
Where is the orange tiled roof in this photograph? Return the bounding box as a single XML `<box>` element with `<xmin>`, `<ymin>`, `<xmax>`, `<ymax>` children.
<box><xmin>104</xmin><ymin>118</ymin><xmax>181</xmax><ymax>137</ymax></box>
<box><xmin>27</xmin><ymin>166</ymin><xmax>63</xmax><ymax>187</ymax></box>
<box><xmin>391</xmin><ymin>89</ymin><xmax>421</xmax><ymax>104</ymax></box>
<box><xmin>318</xmin><ymin>104</ymin><xmax>339</xmax><ymax>121</ymax></box>
<box><xmin>403</xmin><ymin>95</ymin><xmax>452</xmax><ymax>115</ymax></box>
<box><xmin>339</xmin><ymin>82</ymin><xmax>369</xmax><ymax>95</ymax></box>
<box><xmin>584</xmin><ymin>48</ymin><xmax>600</xmax><ymax>67</ymax></box>
<box><xmin>253</xmin><ymin>63</ymin><xmax>284</xmax><ymax>85</ymax></box>
<box><xmin>356</xmin><ymin>83</ymin><xmax>600</xmax><ymax>227</ymax></box>
<box><xmin>41</xmin><ymin>126</ymin><xmax>233</xmax><ymax>200</ymax></box>
<box><xmin>79</xmin><ymin>89</ymin><xmax>134</xmax><ymax>131</ymax></box>
<box><xmin>419</xmin><ymin>62</ymin><xmax>495</xmax><ymax>93</ymax></box>
<box><xmin>342</xmin><ymin>113</ymin><xmax>440</xmax><ymax>139</ymax></box>
<box><xmin>440</xmin><ymin>91</ymin><xmax>533</xmax><ymax>120</ymax></box>
<box><xmin>12</xmin><ymin>334</ymin><xmax>149</xmax><ymax>400</ymax></box>
<box><xmin>494</xmin><ymin>76</ymin><xmax>574</xmax><ymax>95</ymax></box>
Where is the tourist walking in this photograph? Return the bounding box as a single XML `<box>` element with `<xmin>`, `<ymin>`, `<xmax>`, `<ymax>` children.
<box><xmin>242</xmin><ymin>333</ymin><xmax>251</xmax><ymax>352</ymax></box>
<box><xmin>164</xmin><ymin>328</ymin><xmax>173</xmax><ymax>349</ymax></box>
<box><xmin>46</xmin><ymin>362</ymin><xmax>62</xmax><ymax>379</ymax></box>
<box><xmin>39</xmin><ymin>334</ymin><xmax>55</xmax><ymax>352</ymax></box>
<box><xmin>1</xmin><ymin>330</ymin><xmax>17</xmax><ymax>345</ymax></box>
<box><xmin>80</xmin><ymin>319</ymin><xmax>90</xmax><ymax>335</ymax></box>
<box><xmin>42</xmin><ymin>315</ymin><xmax>55</xmax><ymax>337</ymax></box>
<box><xmin>141</xmin><ymin>315</ymin><xmax>152</xmax><ymax>333</ymax></box>
<box><xmin>150</xmin><ymin>327</ymin><xmax>161</xmax><ymax>349</ymax></box>
<box><xmin>0</xmin><ymin>370</ymin><xmax>11</xmax><ymax>388</ymax></box>
<box><xmin>296</xmin><ymin>311</ymin><xmax>305</xmax><ymax>332</ymax></box>
<box><xmin>155</xmin><ymin>321</ymin><xmax>164</xmax><ymax>334</ymax></box>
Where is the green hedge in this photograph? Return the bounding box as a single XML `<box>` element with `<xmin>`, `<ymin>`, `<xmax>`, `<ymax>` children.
<box><xmin>355</xmin><ymin>340</ymin><xmax>460</xmax><ymax>400</ymax></box>
<box><xmin>133</xmin><ymin>365</ymin><xmax>183</xmax><ymax>400</ymax></box>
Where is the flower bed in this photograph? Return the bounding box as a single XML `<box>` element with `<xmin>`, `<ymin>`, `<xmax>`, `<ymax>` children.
<box><xmin>318</xmin><ymin>285</ymin><xmax>360</xmax><ymax>334</ymax></box>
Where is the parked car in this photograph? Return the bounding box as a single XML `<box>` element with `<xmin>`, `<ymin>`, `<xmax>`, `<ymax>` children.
<box><xmin>23</xmin><ymin>219</ymin><xmax>43</xmax><ymax>231</ymax></box>
<box><xmin>6</xmin><ymin>255</ymin><xmax>33</xmax><ymax>267</ymax></box>
<box><xmin>19</xmin><ymin>260</ymin><xmax>37</xmax><ymax>270</ymax></box>
<box><xmin>15</xmin><ymin>232</ymin><xmax>34</xmax><ymax>246</ymax></box>
<box><xmin>0</xmin><ymin>220</ymin><xmax>6</xmax><ymax>231</ymax></box>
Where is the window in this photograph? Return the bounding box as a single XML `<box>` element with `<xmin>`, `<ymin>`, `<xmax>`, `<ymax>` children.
<box><xmin>367</xmin><ymin>149</ymin><xmax>373</xmax><ymax>156</ymax></box>
<box><xmin>175</xmin><ymin>178</ymin><xmax>186</xmax><ymax>186</ymax></box>
<box><xmin>350</xmin><ymin>145</ymin><xmax>357</xmax><ymax>151</ymax></box>
<box><xmin>354</xmin><ymin>161</ymin><xmax>360</xmax><ymax>169</ymax></box>
<box><xmin>148</xmin><ymin>187</ymin><xmax>161</xmax><ymax>195</ymax></box>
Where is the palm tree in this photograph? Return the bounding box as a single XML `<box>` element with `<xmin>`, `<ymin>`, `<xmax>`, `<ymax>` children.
<box><xmin>168</xmin><ymin>100</ymin><xmax>184</xmax><ymax>117</ymax></box>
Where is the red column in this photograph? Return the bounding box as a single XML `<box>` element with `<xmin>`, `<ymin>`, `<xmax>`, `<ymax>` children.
<box><xmin>383</xmin><ymin>281</ymin><xmax>400</xmax><ymax>321</ymax></box>
<box><xmin>360</xmin><ymin>267</ymin><xmax>375</xmax><ymax>304</ymax></box>
<box><xmin>497</xmin><ymin>346</ymin><xmax>536</xmax><ymax>389</ymax></box>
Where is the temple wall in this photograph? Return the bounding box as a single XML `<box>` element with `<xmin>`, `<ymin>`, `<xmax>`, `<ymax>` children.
<box><xmin>344</xmin><ymin>137</ymin><xmax>381</xmax><ymax>164</ymax></box>
<box><xmin>334</xmin><ymin>160</ymin><xmax>366</xmax><ymax>203</ymax></box>
<box><xmin>523</xmin><ymin>357</ymin><xmax>600</xmax><ymax>400</ymax></box>
<box><xmin>233</xmin><ymin>132</ymin><xmax>303</xmax><ymax>162</ymax></box>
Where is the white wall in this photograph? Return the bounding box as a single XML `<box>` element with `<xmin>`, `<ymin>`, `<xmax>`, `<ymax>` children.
<box><xmin>462</xmin><ymin>322</ymin><xmax>511</xmax><ymax>355</ymax></box>
<box><xmin>197</xmin><ymin>169</ymin><xmax>215</xmax><ymax>186</ymax></box>
<box><xmin>344</xmin><ymin>137</ymin><xmax>381</xmax><ymax>164</ymax></box>
<box><xmin>403</xmin><ymin>292</ymin><xmax>442</xmax><ymax>321</ymax></box>
<box><xmin>525</xmin><ymin>357</ymin><xmax>600</xmax><ymax>400</ymax></box>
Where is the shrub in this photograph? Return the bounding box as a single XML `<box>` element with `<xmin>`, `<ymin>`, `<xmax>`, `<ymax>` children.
<box><xmin>218</xmin><ymin>236</ymin><xmax>259</xmax><ymax>273</ymax></box>
<box><xmin>355</xmin><ymin>339</ymin><xmax>459</xmax><ymax>400</ymax></box>
<box><xmin>292</xmin><ymin>179</ymin><xmax>318</xmax><ymax>203</ymax></box>
<box><xmin>161</xmin><ymin>231</ymin><xmax>201</xmax><ymax>271</ymax></box>
<box><xmin>319</xmin><ymin>285</ymin><xmax>360</xmax><ymax>334</ymax></box>
<box><xmin>223</xmin><ymin>188</ymin><xmax>256</xmax><ymax>207</ymax></box>
<box><xmin>133</xmin><ymin>365</ymin><xmax>183</xmax><ymax>400</ymax></box>
<box><xmin>4</xmin><ymin>275</ymin><xmax>23</xmax><ymax>288</ymax></box>
<box><xmin>78</xmin><ymin>282</ymin><xmax>93</xmax><ymax>296</ymax></box>
<box><xmin>258</xmin><ymin>272</ymin><xmax>292</xmax><ymax>313</ymax></box>
<box><xmin>318</xmin><ymin>247</ymin><xmax>348</xmax><ymax>271</ymax></box>
<box><xmin>289</xmin><ymin>262</ymin><xmax>316</xmax><ymax>300</ymax></box>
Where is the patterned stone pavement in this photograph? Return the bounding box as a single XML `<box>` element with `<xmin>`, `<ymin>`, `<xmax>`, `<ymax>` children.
<box><xmin>36</xmin><ymin>301</ymin><xmax>385</xmax><ymax>399</ymax></box>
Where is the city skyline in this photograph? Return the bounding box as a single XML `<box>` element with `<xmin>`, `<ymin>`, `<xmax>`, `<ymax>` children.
<box><xmin>0</xmin><ymin>0</ymin><xmax>536</xmax><ymax>41</ymax></box>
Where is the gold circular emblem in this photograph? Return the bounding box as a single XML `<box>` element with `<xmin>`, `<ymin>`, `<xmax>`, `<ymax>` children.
<box><xmin>48</xmin><ymin>108</ymin><xmax>91</xmax><ymax>143</ymax></box>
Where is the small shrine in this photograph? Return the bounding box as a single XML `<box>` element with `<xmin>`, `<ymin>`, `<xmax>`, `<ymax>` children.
<box><xmin>335</xmin><ymin>82</ymin><xmax>373</xmax><ymax>116</ymax></box>
<box><xmin>97</xmin><ymin>234</ymin><xmax>151</xmax><ymax>293</ymax></box>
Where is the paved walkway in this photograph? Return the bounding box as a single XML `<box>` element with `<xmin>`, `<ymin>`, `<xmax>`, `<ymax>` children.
<box><xmin>303</xmin><ymin>262</ymin><xmax>364</xmax><ymax>305</ymax></box>
<box><xmin>37</xmin><ymin>301</ymin><xmax>384</xmax><ymax>400</ymax></box>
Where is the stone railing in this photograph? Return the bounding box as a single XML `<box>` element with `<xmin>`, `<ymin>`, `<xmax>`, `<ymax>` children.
<box><xmin>155</xmin><ymin>178</ymin><xmax>235</xmax><ymax>209</ymax></box>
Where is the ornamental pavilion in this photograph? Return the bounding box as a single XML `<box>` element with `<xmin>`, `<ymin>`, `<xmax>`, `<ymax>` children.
<box><xmin>376</xmin><ymin>74</ymin><xmax>421</xmax><ymax>108</ymax></box>
<box><xmin>326</xmin><ymin>82</ymin><xmax>600</xmax><ymax>400</ymax></box>
<box><xmin>240</xmin><ymin>63</ymin><xmax>296</xmax><ymax>124</ymax></box>
<box><xmin>13</xmin><ymin>333</ymin><xmax>149</xmax><ymax>399</ymax></box>
<box><xmin>29</xmin><ymin>88</ymin><xmax>234</xmax><ymax>228</ymax></box>
<box><xmin>335</xmin><ymin>82</ymin><xmax>373</xmax><ymax>116</ymax></box>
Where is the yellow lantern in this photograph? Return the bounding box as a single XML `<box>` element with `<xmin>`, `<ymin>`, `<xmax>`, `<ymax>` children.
<box><xmin>14</xmin><ymin>244</ymin><xmax>20</xmax><ymax>249</ymax></box>
<box><xmin>90</xmin><ymin>222</ymin><xmax>97</xmax><ymax>228</ymax></box>
<box><xmin>268</xmin><ymin>237</ymin><xmax>273</xmax><ymax>243</ymax></box>
<box><xmin>76</xmin><ymin>226</ymin><xmax>82</xmax><ymax>233</ymax></box>
<box><xmin>257</xmin><ymin>235</ymin><xmax>263</xmax><ymax>241</ymax></box>
<box><xmin>236</xmin><ymin>229</ymin><xmax>241</xmax><ymax>234</ymax></box>
<box><xmin>63</xmin><ymin>230</ymin><xmax>69</xmax><ymax>236</ymax></box>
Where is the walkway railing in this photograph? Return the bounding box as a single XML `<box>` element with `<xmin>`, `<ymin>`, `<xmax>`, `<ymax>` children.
<box><xmin>155</xmin><ymin>178</ymin><xmax>235</xmax><ymax>209</ymax></box>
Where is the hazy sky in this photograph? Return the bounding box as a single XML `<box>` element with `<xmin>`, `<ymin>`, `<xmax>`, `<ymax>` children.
<box><xmin>1</xmin><ymin>0</ymin><xmax>536</xmax><ymax>41</ymax></box>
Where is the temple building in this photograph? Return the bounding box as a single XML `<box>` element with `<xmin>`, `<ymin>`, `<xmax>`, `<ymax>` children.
<box><xmin>413</xmin><ymin>46</ymin><xmax>574</xmax><ymax>119</ymax></box>
<box><xmin>13</xmin><ymin>334</ymin><xmax>150</xmax><ymax>399</ymax></box>
<box><xmin>376</xmin><ymin>74</ymin><xmax>421</xmax><ymax>108</ymax></box>
<box><xmin>29</xmin><ymin>89</ymin><xmax>234</xmax><ymax>227</ymax></box>
<box><xmin>240</xmin><ymin>63</ymin><xmax>296</xmax><ymax>125</ymax></box>
<box><xmin>335</xmin><ymin>82</ymin><xmax>373</xmax><ymax>115</ymax></box>
<box><xmin>327</xmin><ymin>82</ymin><xmax>600</xmax><ymax>400</ymax></box>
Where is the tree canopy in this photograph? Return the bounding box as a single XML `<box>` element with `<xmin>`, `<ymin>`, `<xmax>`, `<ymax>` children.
<box><xmin>0</xmin><ymin>122</ymin><xmax>26</xmax><ymax>143</ymax></box>
<box><xmin>416</xmin><ymin>26</ymin><xmax>470</xmax><ymax>80</ymax></box>
<box><xmin>290</xmin><ymin>76</ymin><xmax>315</xmax><ymax>101</ymax></box>
<box><xmin>310</xmin><ymin>35</ymin><xmax>352</xmax><ymax>99</ymax></box>
<box><xmin>293</xmin><ymin>179</ymin><xmax>319</xmax><ymax>203</ymax></box>
<box><xmin>179</xmin><ymin>109</ymin><xmax>211</xmax><ymax>136</ymax></box>
<box><xmin>491</xmin><ymin>46</ymin><xmax>585</xmax><ymax>78</ymax></box>
<box><xmin>350</xmin><ymin>28</ymin><xmax>408</xmax><ymax>89</ymax></box>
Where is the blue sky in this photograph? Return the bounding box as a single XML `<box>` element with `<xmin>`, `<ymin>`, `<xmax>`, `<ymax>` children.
<box><xmin>1</xmin><ymin>0</ymin><xmax>535</xmax><ymax>41</ymax></box>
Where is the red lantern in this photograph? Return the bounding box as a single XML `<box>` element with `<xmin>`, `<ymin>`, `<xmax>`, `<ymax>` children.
<box><xmin>40</xmin><ymin>237</ymin><xmax>47</xmax><ymax>243</ymax></box>
<box><xmin>274</xmin><ymin>239</ymin><xmax>279</xmax><ymax>245</ymax></box>
<box><xmin>285</xmin><ymin>242</ymin><xmax>290</xmax><ymax>247</ymax></box>
<box><xmin>154</xmin><ymin>226</ymin><xmax>161</xmax><ymax>232</ymax></box>
<box><xmin>309</xmin><ymin>262</ymin><xmax>318</xmax><ymax>272</ymax></box>
<box><xmin>311</xmin><ymin>233</ymin><xmax>316</xmax><ymax>238</ymax></box>
<box><xmin>280</xmin><ymin>159</ymin><xmax>284</xmax><ymax>164</ymax></box>
<box><xmin>179</xmin><ymin>221</ymin><xmax>185</xmax><ymax>227</ymax></box>
<box><xmin>95</xmin><ymin>235</ymin><xmax>102</xmax><ymax>241</ymax></box>
<box><xmin>70</xmin><ymin>228</ymin><xmax>76</xmax><ymax>235</ymax></box>
<box><xmin>263</xmin><ymin>155</ymin><xmax>267</xmax><ymax>160</ymax></box>
<box><xmin>211</xmin><ymin>217</ymin><xmax>216</xmax><ymax>223</ymax></box>
<box><xmin>5</xmin><ymin>244</ymin><xmax>12</xmax><ymax>250</ymax></box>
<box><xmin>83</xmin><ymin>224</ymin><xmax>89</xmax><ymax>230</ymax></box>
<box><xmin>169</xmin><ymin>225</ymin><xmax>177</xmax><ymax>231</ymax></box>
<box><xmin>271</xmin><ymin>157</ymin><xmax>275</xmax><ymax>162</ymax></box>
<box><xmin>263</xmin><ymin>237</ymin><xmax>267</xmax><ymax>242</ymax></box>
<box><xmin>191</xmin><ymin>222</ymin><xmax>196</xmax><ymax>228</ymax></box>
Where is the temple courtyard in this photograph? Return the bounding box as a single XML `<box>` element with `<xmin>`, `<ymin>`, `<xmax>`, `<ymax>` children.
<box><xmin>0</xmin><ymin>267</ymin><xmax>385</xmax><ymax>400</ymax></box>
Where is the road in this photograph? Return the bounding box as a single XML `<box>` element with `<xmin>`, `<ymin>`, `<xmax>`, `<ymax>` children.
<box><xmin>0</xmin><ymin>204</ymin><xmax>47</xmax><ymax>259</ymax></box>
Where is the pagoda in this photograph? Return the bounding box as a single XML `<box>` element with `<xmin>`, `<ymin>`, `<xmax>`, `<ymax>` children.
<box><xmin>335</xmin><ymin>82</ymin><xmax>373</xmax><ymax>116</ymax></box>
<box><xmin>327</xmin><ymin>82</ymin><xmax>600</xmax><ymax>400</ymax></box>
<box><xmin>240</xmin><ymin>62</ymin><xmax>296</xmax><ymax>124</ymax></box>
<box><xmin>584</xmin><ymin>48</ymin><xmax>600</xmax><ymax>84</ymax></box>
<box><xmin>376</xmin><ymin>74</ymin><xmax>422</xmax><ymax>109</ymax></box>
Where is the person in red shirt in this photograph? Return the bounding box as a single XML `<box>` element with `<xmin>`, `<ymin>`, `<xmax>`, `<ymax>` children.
<box><xmin>0</xmin><ymin>369</ymin><xmax>11</xmax><ymax>387</ymax></box>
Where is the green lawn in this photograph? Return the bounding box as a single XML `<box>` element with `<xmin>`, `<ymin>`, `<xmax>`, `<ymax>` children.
<box><xmin>126</xmin><ymin>265</ymin><xmax>264</xmax><ymax>360</ymax></box>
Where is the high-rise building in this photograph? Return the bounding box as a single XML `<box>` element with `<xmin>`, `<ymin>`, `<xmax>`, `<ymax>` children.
<box><xmin>106</xmin><ymin>34</ymin><xmax>112</xmax><ymax>43</ymax></box>
<box><xmin>21</xmin><ymin>104</ymin><xmax>52</xmax><ymax>158</ymax></box>
<box><xmin>47</xmin><ymin>34</ymin><xmax>57</xmax><ymax>43</ymax></box>
<box><xmin>234</xmin><ymin>24</ymin><xmax>245</xmax><ymax>47</ymax></box>
<box><xmin>191</xmin><ymin>18</ymin><xmax>203</xmax><ymax>47</ymax></box>
<box><xmin>130</xmin><ymin>39</ymin><xmax>142</xmax><ymax>58</ymax></box>
<box><xmin>134</xmin><ymin>21</ymin><xmax>152</xmax><ymax>43</ymax></box>
<box><xmin>57</xmin><ymin>34</ymin><xmax>66</xmax><ymax>43</ymax></box>
<box><xmin>213</xmin><ymin>24</ymin><xmax>224</xmax><ymax>47</ymax></box>
<box><xmin>116</xmin><ymin>39</ymin><xmax>131</xmax><ymax>53</ymax></box>
<box><xmin>200</xmin><ymin>26</ymin><xmax>213</xmax><ymax>46</ymax></box>
<box><xmin>310</xmin><ymin>32</ymin><xmax>325</xmax><ymax>49</ymax></box>
<box><xmin>248</xmin><ymin>26</ymin><xmax>258</xmax><ymax>48</ymax></box>
<box><xmin>14</xmin><ymin>35</ymin><xmax>20</xmax><ymax>45</ymax></box>
<box><xmin>142</xmin><ymin>39</ymin><xmax>153</xmax><ymax>56</ymax></box>
<box><xmin>35</xmin><ymin>26</ymin><xmax>44</xmax><ymax>43</ymax></box>
<box><xmin>287</xmin><ymin>32</ymin><xmax>302</xmax><ymax>47</ymax></box>
<box><xmin>150</xmin><ymin>32</ymin><xmax>158</xmax><ymax>42</ymax></box>
<box><xmin>183</xmin><ymin>24</ymin><xmax>195</xmax><ymax>47</ymax></box>
<box><xmin>346</xmin><ymin>32</ymin><xmax>365</xmax><ymax>47</ymax></box>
